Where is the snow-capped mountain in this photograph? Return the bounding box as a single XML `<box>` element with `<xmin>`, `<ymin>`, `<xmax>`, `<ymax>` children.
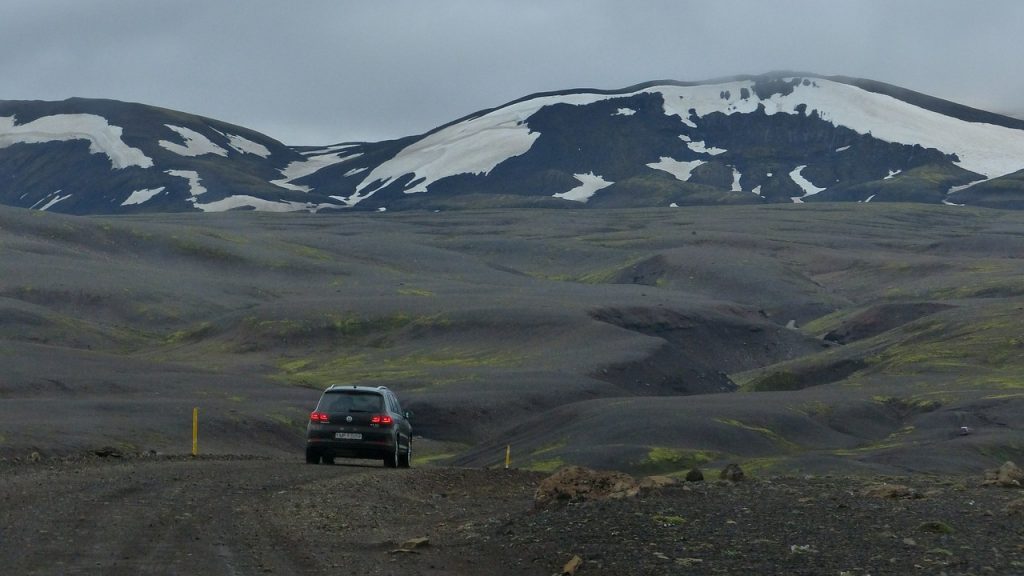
<box><xmin>4</xmin><ymin>73</ymin><xmax>1024</xmax><ymax>214</ymax></box>
<box><xmin>0</xmin><ymin>98</ymin><xmax>350</xmax><ymax>214</ymax></box>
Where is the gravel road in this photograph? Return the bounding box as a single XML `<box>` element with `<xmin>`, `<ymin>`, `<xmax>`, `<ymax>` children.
<box><xmin>4</xmin><ymin>456</ymin><xmax>1024</xmax><ymax>576</ymax></box>
<box><xmin>0</xmin><ymin>456</ymin><xmax>541</xmax><ymax>576</ymax></box>
<box><xmin>1</xmin><ymin>457</ymin><xmax>330</xmax><ymax>575</ymax></box>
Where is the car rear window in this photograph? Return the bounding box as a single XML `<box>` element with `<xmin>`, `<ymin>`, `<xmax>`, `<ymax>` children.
<box><xmin>319</xmin><ymin>391</ymin><xmax>384</xmax><ymax>413</ymax></box>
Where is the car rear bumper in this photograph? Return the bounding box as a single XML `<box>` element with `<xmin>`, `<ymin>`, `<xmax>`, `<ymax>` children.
<box><xmin>306</xmin><ymin>437</ymin><xmax>395</xmax><ymax>459</ymax></box>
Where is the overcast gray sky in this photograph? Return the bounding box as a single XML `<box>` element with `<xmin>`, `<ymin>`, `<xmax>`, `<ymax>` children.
<box><xmin>3</xmin><ymin>0</ymin><xmax>1022</xmax><ymax>145</ymax></box>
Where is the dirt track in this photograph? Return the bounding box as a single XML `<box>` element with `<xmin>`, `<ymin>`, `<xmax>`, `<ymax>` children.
<box><xmin>0</xmin><ymin>456</ymin><xmax>543</xmax><ymax>576</ymax></box>
<box><xmin>5</xmin><ymin>456</ymin><xmax>1024</xmax><ymax>576</ymax></box>
<box><xmin>1</xmin><ymin>457</ymin><xmax>326</xmax><ymax>575</ymax></box>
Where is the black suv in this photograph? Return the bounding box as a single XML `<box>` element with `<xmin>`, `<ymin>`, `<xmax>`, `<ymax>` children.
<box><xmin>305</xmin><ymin>385</ymin><xmax>413</xmax><ymax>468</ymax></box>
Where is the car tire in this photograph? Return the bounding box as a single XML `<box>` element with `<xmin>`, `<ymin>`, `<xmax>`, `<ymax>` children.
<box><xmin>384</xmin><ymin>437</ymin><xmax>399</xmax><ymax>468</ymax></box>
<box><xmin>398</xmin><ymin>438</ymin><xmax>412</xmax><ymax>468</ymax></box>
<box><xmin>323</xmin><ymin>455</ymin><xmax>335</xmax><ymax>465</ymax></box>
<box><xmin>305</xmin><ymin>448</ymin><xmax>321</xmax><ymax>465</ymax></box>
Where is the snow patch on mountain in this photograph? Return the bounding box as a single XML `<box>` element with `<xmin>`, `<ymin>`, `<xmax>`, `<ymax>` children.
<box><xmin>614</xmin><ymin>108</ymin><xmax>637</xmax><ymax>116</ymax></box>
<box><xmin>790</xmin><ymin>165</ymin><xmax>826</xmax><ymax>202</ymax></box>
<box><xmin>731</xmin><ymin>167</ymin><xmax>743</xmax><ymax>191</ymax></box>
<box><xmin>0</xmin><ymin>114</ymin><xmax>153</xmax><ymax>169</ymax></box>
<box><xmin>680</xmin><ymin>135</ymin><xmax>726</xmax><ymax>156</ymax></box>
<box><xmin>947</xmin><ymin>178</ymin><xmax>987</xmax><ymax>195</ymax></box>
<box><xmin>191</xmin><ymin>195</ymin><xmax>342</xmax><ymax>213</ymax></box>
<box><xmin>349</xmin><ymin>92</ymin><xmax>618</xmax><ymax>205</ymax></box>
<box><xmin>166</xmin><ymin>169</ymin><xmax>207</xmax><ymax>197</ymax></box>
<box><xmin>122</xmin><ymin>187</ymin><xmax>165</xmax><ymax>206</ymax></box>
<box><xmin>32</xmin><ymin>191</ymin><xmax>72</xmax><ymax>211</ymax></box>
<box><xmin>159</xmin><ymin>125</ymin><xmax>228</xmax><ymax>157</ymax></box>
<box><xmin>300</xmin><ymin>143</ymin><xmax>359</xmax><ymax>157</ymax></box>
<box><xmin>272</xmin><ymin>151</ymin><xmax>362</xmax><ymax>192</ymax></box>
<box><xmin>163</xmin><ymin>166</ymin><xmax>346</xmax><ymax>212</ymax></box>
<box><xmin>553</xmin><ymin>172</ymin><xmax>613</xmax><ymax>202</ymax></box>
<box><xmin>647</xmin><ymin>157</ymin><xmax>704</xmax><ymax>181</ymax></box>
<box><xmin>658</xmin><ymin>80</ymin><xmax>764</xmax><ymax>127</ymax></box>
<box><xmin>764</xmin><ymin>80</ymin><xmax>1024</xmax><ymax>179</ymax></box>
<box><xmin>215</xmin><ymin>130</ymin><xmax>271</xmax><ymax>157</ymax></box>
<box><xmin>649</xmin><ymin>79</ymin><xmax>1024</xmax><ymax>179</ymax></box>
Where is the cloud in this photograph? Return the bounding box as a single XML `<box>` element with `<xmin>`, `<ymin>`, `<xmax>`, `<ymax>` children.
<box><xmin>2</xmin><ymin>0</ymin><xmax>1022</xmax><ymax>144</ymax></box>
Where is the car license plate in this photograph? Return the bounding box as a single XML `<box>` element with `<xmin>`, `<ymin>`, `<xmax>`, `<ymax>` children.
<box><xmin>335</xmin><ymin>432</ymin><xmax>362</xmax><ymax>440</ymax></box>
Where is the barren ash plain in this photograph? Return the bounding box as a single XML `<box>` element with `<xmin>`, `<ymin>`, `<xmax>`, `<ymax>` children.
<box><xmin>3</xmin><ymin>202</ymin><xmax>1024</xmax><ymax>575</ymax></box>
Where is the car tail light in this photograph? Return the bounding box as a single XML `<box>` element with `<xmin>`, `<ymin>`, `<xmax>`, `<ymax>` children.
<box><xmin>370</xmin><ymin>414</ymin><xmax>393</xmax><ymax>426</ymax></box>
<box><xmin>310</xmin><ymin>411</ymin><xmax>329</xmax><ymax>423</ymax></box>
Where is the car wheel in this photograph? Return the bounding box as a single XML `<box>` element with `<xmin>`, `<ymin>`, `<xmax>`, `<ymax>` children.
<box><xmin>305</xmin><ymin>448</ymin><xmax>321</xmax><ymax>465</ymax></box>
<box><xmin>384</xmin><ymin>437</ymin><xmax>399</xmax><ymax>468</ymax></box>
<box><xmin>323</xmin><ymin>455</ymin><xmax>335</xmax><ymax>465</ymax></box>
<box><xmin>399</xmin><ymin>437</ymin><xmax>412</xmax><ymax>468</ymax></box>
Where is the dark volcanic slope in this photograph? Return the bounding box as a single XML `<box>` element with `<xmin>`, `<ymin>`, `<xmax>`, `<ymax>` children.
<box><xmin>1</xmin><ymin>203</ymin><xmax>1024</xmax><ymax>475</ymax></box>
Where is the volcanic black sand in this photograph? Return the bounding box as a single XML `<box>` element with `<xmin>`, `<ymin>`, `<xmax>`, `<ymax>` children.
<box><xmin>2</xmin><ymin>203</ymin><xmax>1024</xmax><ymax>573</ymax></box>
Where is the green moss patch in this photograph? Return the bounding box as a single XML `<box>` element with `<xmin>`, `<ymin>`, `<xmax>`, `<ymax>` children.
<box><xmin>635</xmin><ymin>447</ymin><xmax>718</xmax><ymax>475</ymax></box>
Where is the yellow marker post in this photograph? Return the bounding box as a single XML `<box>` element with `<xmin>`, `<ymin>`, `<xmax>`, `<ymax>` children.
<box><xmin>192</xmin><ymin>407</ymin><xmax>199</xmax><ymax>456</ymax></box>
<box><xmin>504</xmin><ymin>445</ymin><xmax>511</xmax><ymax>469</ymax></box>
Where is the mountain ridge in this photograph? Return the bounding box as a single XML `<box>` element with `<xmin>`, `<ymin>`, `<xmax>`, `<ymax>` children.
<box><xmin>4</xmin><ymin>72</ymin><xmax>1024</xmax><ymax>214</ymax></box>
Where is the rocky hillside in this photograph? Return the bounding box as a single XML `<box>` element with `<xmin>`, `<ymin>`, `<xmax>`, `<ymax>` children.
<box><xmin>4</xmin><ymin>73</ymin><xmax>1024</xmax><ymax>214</ymax></box>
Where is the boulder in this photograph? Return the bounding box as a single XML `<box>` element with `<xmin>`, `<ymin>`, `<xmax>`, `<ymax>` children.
<box><xmin>93</xmin><ymin>446</ymin><xmax>124</xmax><ymax>458</ymax></box>
<box><xmin>640</xmin><ymin>475</ymin><xmax>677</xmax><ymax>489</ymax></box>
<box><xmin>535</xmin><ymin>466</ymin><xmax>640</xmax><ymax>507</ymax></box>
<box><xmin>1004</xmin><ymin>499</ymin><xmax>1024</xmax><ymax>515</ymax></box>
<box><xmin>983</xmin><ymin>461</ymin><xmax>1024</xmax><ymax>487</ymax></box>
<box><xmin>861</xmin><ymin>483</ymin><xmax>921</xmax><ymax>499</ymax></box>
<box><xmin>719</xmin><ymin>463</ymin><xmax>745</xmax><ymax>482</ymax></box>
<box><xmin>685</xmin><ymin>468</ymin><xmax>705</xmax><ymax>482</ymax></box>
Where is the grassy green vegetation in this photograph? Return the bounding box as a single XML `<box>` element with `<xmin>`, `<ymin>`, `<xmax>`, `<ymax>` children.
<box><xmin>525</xmin><ymin>254</ymin><xmax>647</xmax><ymax>284</ymax></box>
<box><xmin>794</xmin><ymin>401</ymin><xmax>833</xmax><ymax>419</ymax></box>
<box><xmin>977</xmin><ymin>443</ymin><xmax>1024</xmax><ymax>463</ymax></box>
<box><xmin>917</xmin><ymin>521</ymin><xmax>955</xmax><ymax>535</ymax></box>
<box><xmin>415</xmin><ymin>452</ymin><xmax>457</xmax><ymax>466</ymax></box>
<box><xmin>715</xmin><ymin>418</ymin><xmax>800</xmax><ymax>451</ymax></box>
<box><xmin>275</xmin><ymin>347</ymin><xmax>525</xmax><ymax>389</ymax></box>
<box><xmin>652</xmin><ymin>515</ymin><xmax>687</xmax><ymax>526</ymax></box>
<box><xmin>277</xmin><ymin>241</ymin><xmax>332</xmax><ymax>261</ymax></box>
<box><xmin>165</xmin><ymin>322</ymin><xmax>216</xmax><ymax>344</ymax></box>
<box><xmin>868</xmin><ymin>307</ymin><xmax>1024</xmax><ymax>378</ymax></box>
<box><xmin>737</xmin><ymin>456</ymin><xmax>792</xmax><ymax>476</ymax></box>
<box><xmin>531</xmin><ymin>439</ymin><xmax>568</xmax><ymax>456</ymax></box>
<box><xmin>933</xmin><ymin>279</ymin><xmax>1024</xmax><ymax>299</ymax></box>
<box><xmin>871</xmin><ymin>395</ymin><xmax>944</xmax><ymax>413</ymax></box>
<box><xmin>524</xmin><ymin>458</ymin><xmax>565</xmax><ymax>473</ymax></box>
<box><xmin>266</xmin><ymin>410</ymin><xmax>307</xmax><ymax>432</ymax></box>
<box><xmin>170</xmin><ymin>235</ymin><xmax>246</xmax><ymax>263</ymax></box>
<box><xmin>574</xmin><ymin>259</ymin><xmax>645</xmax><ymax>284</ymax></box>
<box><xmin>742</xmin><ymin>371</ymin><xmax>802</xmax><ymax>392</ymax></box>
<box><xmin>241</xmin><ymin>312</ymin><xmax>450</xmax><ymax>347</ymax></box>
<box><xmin>800</xmin><ymin>308</ymin><xmax>855</xmax><ymax>336</ymax></box>
<box><xmin>634</xmin><ymin>446</ymin><xmax>718</xmax><ymax>475</ymax></box>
